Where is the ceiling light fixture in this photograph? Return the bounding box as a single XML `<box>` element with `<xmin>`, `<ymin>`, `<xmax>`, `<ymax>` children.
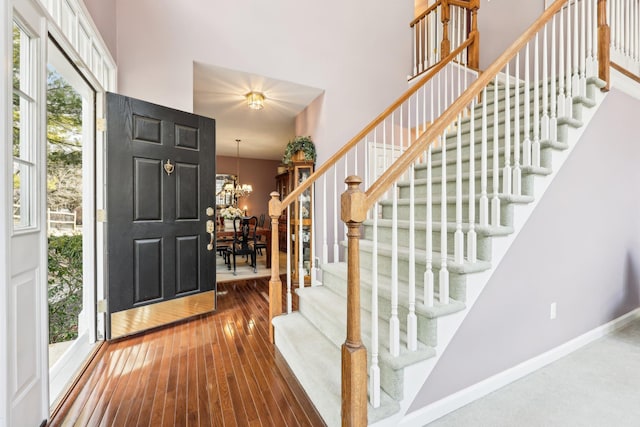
<box><xmin>246</xmin><ymin>91</ymin><xmax>265</xmax><ymax>110</ymax></box>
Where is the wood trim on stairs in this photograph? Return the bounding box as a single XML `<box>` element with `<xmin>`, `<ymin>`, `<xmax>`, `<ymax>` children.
<box><xmin>611</xmin><ymin>61</ymin><xmax>640</xmax><ymax>85</ymax></box>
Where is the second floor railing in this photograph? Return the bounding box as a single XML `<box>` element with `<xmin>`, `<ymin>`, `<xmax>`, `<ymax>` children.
<box><xmin>609</xmin><ymin>0</ymin><xmax>640</xmax><ymax>79</ymax></box>
<box><xmin>409</xmin><ymin>0</ymin><xmax>480</xmax><ymax>80</ymax></box>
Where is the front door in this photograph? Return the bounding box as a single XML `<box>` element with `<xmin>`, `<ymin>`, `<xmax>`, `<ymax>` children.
<box><xmin>106</xmin><ymin>93</ymin><xmax>216</xmax><ymax>339</ymax></box>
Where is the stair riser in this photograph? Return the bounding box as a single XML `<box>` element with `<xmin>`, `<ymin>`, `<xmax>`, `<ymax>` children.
<box><xmin>357</xmin><ymin>249</ymin><xmax>469</xmax><ymax>302</ymax></box>
<box><xmin>320</xmin><ymin>267</ymin><xmax>439</xmax><ymax>347</ymax></box>
<box><xmin>419</xmin><ymin>144</ymin><xmax>558</xmax><ymax>177</ymax></box>
<box><xmin>362</xmin><ymin>223</ymin><xmax>493</xmax><ymax>262</ymax></box>
<box><xmin>296</xmin><ymin>290</ymin><xmax>413</xmax><ymax>401</ymax></box>
<box><xmin>398</xmin><ymin>173</ymin><xmax>536</xmax><ymax>199</ymax></box>
<box><xmin>381</xmin><ymin>199</ymin><xmax>515</xmax><ymax>227</ymax></box>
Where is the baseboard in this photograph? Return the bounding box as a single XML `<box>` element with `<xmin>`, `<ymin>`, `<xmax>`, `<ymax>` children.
<box><xmin>401</xmin><ymin>307</ymin><xmax>640</xmax><ymax>426</ymax></box>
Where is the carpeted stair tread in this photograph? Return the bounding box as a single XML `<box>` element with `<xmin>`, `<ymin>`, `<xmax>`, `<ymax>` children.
<box><xmin>379</xmin><ymin>193</ymin><xmax>535</xmax><ymax>208</ymax></box>
<box><xmin>296</xmin><ymin>286</ymin><xmax>437</xmax><ymax>372</ymax></box>
<box><xmin>273</xmin><ymin>312</ymin><xmax>400</xmax><ymax>425</ymax></box>
<box><xmin>363</xmin><ymin>218</ymin><xmax>514</xmax><ymax>237</ymax></box>
<box><xmin>396</xmin><ymin>166</ymin><xmax>551</xmax><ymax>190</ymax></box>
<box><xmin>321</xmin><ymin>262</ymin><xmax>466</xmax><ymax>320</ymax></box>
<box><xmin>357</xmin><ymin>239</ymin><xmax>492</xmax><ymax>274</ymax></box>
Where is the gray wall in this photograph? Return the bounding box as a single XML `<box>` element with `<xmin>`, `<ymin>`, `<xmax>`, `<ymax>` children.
<box><xmin>478</xmin><ymin>0</ymin><xmax>544</xmax><ymax>70</ymax></box>
<box><xmin>82</xmin><ymin>0</ymin><xmax>117</xmax><ymax>59</ymax></box>
<box><xmin>410</xmin><ymin>89</ymin><xmax>640</xmax><ymax>409</ymax></box>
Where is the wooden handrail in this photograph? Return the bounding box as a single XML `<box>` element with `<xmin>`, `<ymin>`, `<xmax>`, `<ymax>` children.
<box><xmin>411</xmin><ymin>0</ymin><xmax>475</xmax><ymax>26</ymax></box>
<box><xmin>410</xmin><ymin>1</ymin><xmax>441</xmax><ymax>27</ymax></box>
<box><xmin>611</xmin><ymin>61</ymin><xmax>640</xmax><ymax>84</ymax></box>
<box><xmin>364</xmin><ymin>0</ymin><xmax>585</xmax><ymax>208</ymax></box>
<box><xmin>278</xmin><ymin>36</ymin><xmax>475</xmax><ymax>212</ymax></box>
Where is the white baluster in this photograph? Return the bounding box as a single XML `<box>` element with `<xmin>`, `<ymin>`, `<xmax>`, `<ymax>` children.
<box><xmin>558</xmin><ymin>8</ymin><xmax>567</xmax><ymax>118</ymax></box>
<box><xmin>454</xmin><ymin>112</ymin><xmax>464</xmax><ymax>264</ymax></box>
<box><xmin>533</xmin><ymin>33</ymin><xmax>541</xmax><ymax>168</ymax></box>
<box><xmin>503</xmin><ymin>63</ymin><xmax>512</xmax><ymax>195</ymax></box>
<box><xmin>298</xmin><ymin>195</ymin><xmax>304</xmax><ymax>287</ymax></box>
<box><xmin>625</xmin><ymin>0</ymin><xmax>630</xmax><ymax>57</ymax></box>
<box><xmin>566</xmin><ymin>4</ymin><xmax>573</xmax><ymax>116</ymax></box>
<box><xmin>523</xmin><ymin>42</ymin><xmax>532</xmax><ymax>166</ymax></box>
<box><xmin>491</xmin><ymin>76</ymin><xmax>501</xmax><ymax>228</ymax></box>
<box><xmin>614</xmin><ymin>0</ymin><xmax>620</xmax><ymax>50</ymax></box>
<box><xmin>390</xmin><ymin>182</ymin><xmax>400</xmax><ymax>357</ymax></box>
<box><xmin>479</xmin><ymin>87</ymin><xmax>489</xmax><ymax>227</ymax></box>
<box><xmin>633</xmin><ymin>0</ymin><xmax>640</xmax><ymax>63</ymax></box>
<box><xmin>440</xmin><ymin>130</ymin><xmax>450</xmax><ymax>304</ymax></box>
<box><xmin>513</xmin><ymin>53</ymin><xmax>522</xmax><ymax>196</ymax></box>
<box><xmin>541</xmin><ymin>25</ymin><xmax>550</xmax><ymax>141</ymax></box>
<box><xmin>370</xmin><ymin>201</ymin><xmax>380</xmax><ymax>408</ymax></box>
<box><xmin>467</xmin><ymin>99</ymin><xmax>477</xmax><ymax>263</ymax></box>
<box><xmin>550</xmin><ymin>14</ymin><xmax>558</xmax><ymax>143</ymax></box>
<box><xmin>572</xmin><ymin>0</ymin><xmax>580</xmax><ymax>93</ymax></box>
<box><xmin>408</xmin><ymin>163</ymin><xmax>417</xmax><ymax>351</ymax></box>
<box><xmin>580</xmin><ymin>0</ymin><xmax>587</xmax><ymax>97</ymax></box>
<box><xmin>333</xmin><ymin>166</ymin><xmax>339</xmax><ymax>262</ymax></box>
<box><xmin>418</xmin><ymin>20</ymin><xmax>423</xmax><ymax>75</ymax></box>
<box><xmin>287</xmin><ymin>205</ymin><xmax>292</xmax><ymax>313</ymax></box>
<box><xmin>413</xmin><ymin>23</ymin><xmax>418</xmax><ymax>77</ymax></box>
<box><xmin>311</xmin><ymin>183</ymin><xmax>318</xmax><ymax>286</ymax></box>
<box><xmin>322</xmin><ymin>174</ymin><xmax>328</xmax><ymax>265</ymax></box>
<box><xmin>587</xmin><ymin>0</ymin><xmax>595</xmax><ymax>76</ymax></box>
<box><xmin>425</xmin><ymin>143</ymin><xmax>434</xmax><ymax>308</ymax></box>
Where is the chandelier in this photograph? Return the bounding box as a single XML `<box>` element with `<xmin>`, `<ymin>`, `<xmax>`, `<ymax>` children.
<box><xmin>223</xmin><ymin>139</ymin><xmax>252</xmax><ymax>200</ymax></box>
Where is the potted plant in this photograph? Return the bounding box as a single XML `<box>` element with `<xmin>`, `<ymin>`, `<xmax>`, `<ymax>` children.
<box><xmin>283</xmin><ymin>136</ymin><xmax>316</xmax><ymax>165</ymax></box>
<box><xmin>220</xmin><ymin>206</ymin><xmax>244</xmax><ymax>230</ymax></box>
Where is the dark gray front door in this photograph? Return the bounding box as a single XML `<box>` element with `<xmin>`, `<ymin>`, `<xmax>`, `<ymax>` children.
<box><xmin>106</xmin><ymin>92</ymin><xmax>216</xmax><ymax>339</ymax></box>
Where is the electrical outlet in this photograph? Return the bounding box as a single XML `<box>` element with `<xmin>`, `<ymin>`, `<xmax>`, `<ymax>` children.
<box><xmin>550</xmin><ymin>302</ymin><xmax>557</xmax><ymax>320</ymax></box>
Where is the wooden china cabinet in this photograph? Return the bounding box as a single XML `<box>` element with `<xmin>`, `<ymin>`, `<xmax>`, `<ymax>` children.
<box><xmin>275</xmin><ymin>155</ymin><xmax>314</xmax><ymax>284</ymax></box>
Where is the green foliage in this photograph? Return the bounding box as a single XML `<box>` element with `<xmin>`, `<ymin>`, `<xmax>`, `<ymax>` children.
<box><xmin>48</xmin><ymin>235</ymin><xmax>83</xmax><ymax>344</ymax></box>
<box><xmin>46</xmin><ymin>68</ymin><xmax>83</xmax><ymax>211</ymax></box>
<box><xmin>282</xmin><ymin>135</ymin><xmax>316</xmax><ymax>165</ymax></box>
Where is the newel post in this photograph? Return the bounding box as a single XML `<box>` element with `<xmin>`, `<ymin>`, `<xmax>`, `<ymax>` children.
<box><xmin>468</xmin><ymin>0</ymin><xmax>480</xmax><ymax>70</ymax></box>
<box><xmin>441</xmin><ymin>0</ymin><xmax>451</xmax><ymax>58</ymax></box>
<box><xmin>341</xmin><ymin>176</ymin><xmax>367</xmax><ymax>427</ymax></box>
<box><xmin>597</xmin><ymin>0</ymin><xmax>610</xmax><ymax>90</ymax></box>
<box><xmin>268</xmin><ymin>192</ymin><xmax>283</xmax><ymax>343</ymax></box>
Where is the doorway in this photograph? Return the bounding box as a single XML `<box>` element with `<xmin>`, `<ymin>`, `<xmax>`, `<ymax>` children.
<box><xmin>46</xmin><ymin>39</ymin><xmax>97</xmax><ymax>407</ymax></box>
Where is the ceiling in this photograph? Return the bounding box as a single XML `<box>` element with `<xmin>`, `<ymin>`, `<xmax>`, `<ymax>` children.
<box><xmin>193</xmin><ymin>62</ymin><xmax>324</xmax><ymax>161</ymax></box>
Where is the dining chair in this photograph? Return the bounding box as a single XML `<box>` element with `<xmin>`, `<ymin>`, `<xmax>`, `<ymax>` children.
<box><xmin>226</xmin><ymin>216</ymin><xmax>258</xmax><ymax>275</ymax></box>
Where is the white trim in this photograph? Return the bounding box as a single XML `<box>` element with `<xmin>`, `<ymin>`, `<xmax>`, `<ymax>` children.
<box><xmin>48</xmin><ymin>332</ymin><xmax>94</xmax><ymax>406</ymax></box>
<box><xmin>1</xmin><ymin>2</ymin><xmax>11</xmax><ymax>426</ymax></box>
<box><xmin>400</xmin><ymin>307</ymin><xmax>640</xmax><ymax>426</ymax></box>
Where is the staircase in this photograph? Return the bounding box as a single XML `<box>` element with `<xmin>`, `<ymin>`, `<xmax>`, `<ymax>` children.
<box><xmin>267</xmin><ymin>1</ymin><xmax>621</xmax><ymax>425</ymax></box>
<box><xmin>274</xmin><ymin>72</ymin><xmax>606</xmax><ymax>425</ymax></box>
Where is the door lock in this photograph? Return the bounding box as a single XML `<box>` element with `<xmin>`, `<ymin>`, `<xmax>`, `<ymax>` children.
<box><xmin>206</xmin><ymin>206</ymin><xmax>214</xmax><ymax>217</ymax></box>
<box><xmin>206</xmin><ymin>220</ymin><xmax>215</xmax><ymax>251</ymax></box>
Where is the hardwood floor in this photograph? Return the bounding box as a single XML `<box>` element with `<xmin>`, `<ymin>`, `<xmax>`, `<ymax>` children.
<box><xmin>49</xmin><ymin>278</ymin><xmax>325</xmax><ymax>427</ymax></box>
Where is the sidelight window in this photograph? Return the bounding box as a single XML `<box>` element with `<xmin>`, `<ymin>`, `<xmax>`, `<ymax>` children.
<box><xmin>12</xmin><ymin>21</ymin><xmax>37</xmax><ymax>230</ymax></box>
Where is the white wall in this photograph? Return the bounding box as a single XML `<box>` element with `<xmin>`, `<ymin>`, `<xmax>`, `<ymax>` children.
<box><xmin>409</xmin><ymin>88</ymin><xmax>640</xmax><ymax>409</ymax></box>
<box><xmin>112</xmin><ymin>0</ymin><xmax>414</xmax><ymax>165</ymax></box>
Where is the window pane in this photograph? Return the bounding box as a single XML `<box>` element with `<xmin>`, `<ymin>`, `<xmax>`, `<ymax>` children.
<box><xmin>12</xmin><ymin>23</ymin><xmax>20</xmax><ymax>90</ymax></box>
<box><xmin>12</xmin><ymin>93</ymin><xmax>20</xmax><ymax>157</ymax></box>
<box><xmin>12</xmin><ymin>20</ymin><xmax>35</xmax><ymax>230</ymax></box>
<box><xmin>13</xmin><ymin>162</ymin><xmax>31</xmax><ymax>228</ymax></box>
